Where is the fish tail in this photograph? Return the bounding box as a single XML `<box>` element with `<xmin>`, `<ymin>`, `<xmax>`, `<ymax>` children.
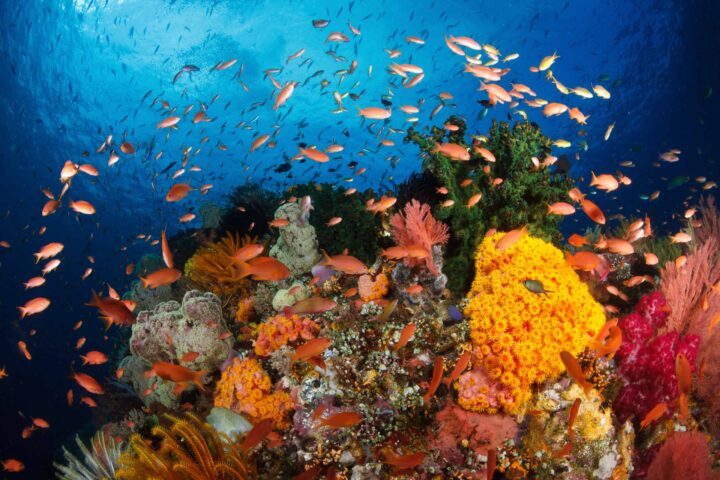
<box><xmin>236</xmin><ymin>261</ymin><xmax>252</xmax><ymax>279</ymax></box>
<box><xmin>193</xmin><ymin>370</ymin><xmax>208</xmax><ymax>391</ymax></box>
<box><xmin>101</xmin><ymin>315</ymin><xmax>113</xmax><ymax>331</ymax></box>
<box><xmin>139</xmin><ymin>276</ymin><xmax>149</xmax><ymax>289</ymax></box>
<box><xmin>33</xmin><ymin>253</ymin><xmax>41</xmax><ymax>264</ymax></box>
<box><xmin>18</xmin><ymin>307</ymin><xmax>27</xmax><ymax>319</ymax></box>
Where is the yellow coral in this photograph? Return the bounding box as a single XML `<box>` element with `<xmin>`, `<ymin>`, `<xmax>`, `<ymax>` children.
<box><xmin>214</xmin><ymin>358</ymin><xmax>293</xmax><ymax>429</ymax></box>
<box><xmin>462</xmin><ymin>232</ymin><xmax>605</xmax><ymax>414</ymax></box>
<box><xmin>254</xmin><ymin>314</ymin><xmax>319</xmax><ymax>356</ymax></box>
<box><xmin>184</xmin><ymin>233</ymin><xmax>257</xmax><ymax>301</ymax></box>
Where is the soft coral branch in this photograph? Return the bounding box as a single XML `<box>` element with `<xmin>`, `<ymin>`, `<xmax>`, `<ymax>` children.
<box><xmin>390</xmin><ymin>199</ymin><xmax>449</xmax><ymax>274</ymax></box>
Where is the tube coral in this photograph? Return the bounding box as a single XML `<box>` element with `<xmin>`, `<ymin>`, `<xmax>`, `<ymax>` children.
<box><xmin>214</xmin><ymin>357</ymin><xmax>294</xmax><ymax>429</ymax></box>
<box><xmin>461</xmin><ymin>232</ymin><xmax>606</xmax><ymax>413</ymax></box>
<box><xmin>390</xmin><ymin>199</ymin><xmax>449</xmax><ymax>275</ymax></box>
<box><xmin>254</xmin><ymin>314</ymin><xmax>319</xmax><ymax>356</ymax></box>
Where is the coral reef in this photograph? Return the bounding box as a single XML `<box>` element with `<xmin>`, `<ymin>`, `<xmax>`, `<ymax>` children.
<box><xmin>199</xmin><ymin>202</ymin><xmax>222</xmax><ymax>229</ymax></box>
<box><xmin>130</xmin><ymin>290</ymin><xmax>232</xmax><ymax>372</ymax></box>
<box><xmin>390</xmin><ymin>199</ymin><xmax>449</xmax><ymax>275</ymax></box>
<box><xmin>271</xmin><ymin>281</ymin><xmax>310</xmax><ymax>312</ymax></box>
<box><xmin>116</xmin><ymin>413</ymin><xmax>255</xmax><ymax>479</ymax></box>
<box><xmin>358</xmin><ymin>272</ymin><xmax>390</xmax><ymax>302</ymax></box>
<box><xmin>220</xmin><ymin>183</ymin><xmax>279</xmax><ymax>239</ymax></box>
<box><xmin>254</xmin><ymin>314</ymin><xmax>319</xmax><ymax>356</ymax></box>
<box><xmin>405</xmin><ymin>117</ymin><xmax>574</xmax><ymax>292</ymax></box>
<box><xmin>119</xmin><ymin>354</ymin><xmax>179</xmax><ymax>408</ymax></box>
<box><xmin>462</xmin><ymin>232</ymin><xmax>606</xmax><ymax>413</ymax></box>
<box><xmin>214</xmin><ymin>357</ymin><xmax>294</xmax><ymax>428</ymax></box>
<box><xmin>268</xmin><ymin>201</ymin><xmax>322</xmax><ymax>275</ymax></box>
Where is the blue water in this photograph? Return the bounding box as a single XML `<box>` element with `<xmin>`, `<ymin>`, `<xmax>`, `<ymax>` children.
<box><xmin>0</xmin><ymin>0</ymin><xmax>717</xmax><ymax>477</ymax></box>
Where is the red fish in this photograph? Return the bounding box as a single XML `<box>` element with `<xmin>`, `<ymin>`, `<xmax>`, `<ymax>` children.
<box><xmin>139</xmin><ymin>267</ymin><xmax>182</xmax><ymax>289</ymax></box>
<box><xmin>394</xmin><ymin>323</ymin><xmax>416</xmax><ymax>351</ymax></box>
<box><xmin>640</xmin><ymin>402</ymin><xmax>667</xmax><ymax>429</ymax></box>
<box><xmin>292</xmin><ymin>338</ymin><xmax>332</xmax><ymax>363</ymax></box>
<box><xmin>150</xmin><ymin>361</ymin><xmax>206</xmax><ymax>393</ymax></box>
<box><xmin>383</xmin><ymin>451</ymin><xmax>426</xmax><ymax>470</ymax></box>
<box><xmin>18</xmin><ymin>297</ymin><xmax>51</xmax><ymax>318</ymax></box>
<box><xmin>560</xmin><ymin>351</ymin><xmax>592</xmax><ymax>396</ymax></box>
<box><xmin>443</xmin><ymin>350</ymin><xmax>471</xmax><ymax>386</ymax></box>
<box><xmin>87</xmin><ymin>292</ymin><xmax>135</xmax><ymax>328</ymax></box>
<box><xmin>241</xmin><ymin>418</ymin><xmax>273</xmax><ymax>451</ymax></box>
<box><xmin>496</xmin><ymin>227</ymin><xmax>526</xmax><ymax>251</ymax></box>
<box><xmin>237</xmin><ymin>256</ymin><xmax>291</xmax><ymax>281</ymax></box>
<box><xmin>320</xmin><ymin>251</ymin><xmax>367</xmax><ymax>275</ymax></box>
<box><xmin>72</xmin><ymin>371</ymin><xmax>104</xmax><ymax>395</ymax></box>
<box><xmin>320</xmin><ymin>411</ymin><xmax>362</xmax><ymax>429</ymax></box>
<box><xmin>567</xmin><ymin>398</ymin><xmax>581</xmax><ymax>438</ymax></box>
<box><xmin>287</xmin><ymin>297</ymin><xmax>337</xmax><ymax>315</ymax></box>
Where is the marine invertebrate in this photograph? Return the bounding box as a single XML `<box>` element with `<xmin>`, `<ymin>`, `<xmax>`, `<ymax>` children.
<box><xmin>646</xmin><ymin>431</ymin><xmax>720</xmax><ymax>480</ymax></box>
<box><xmin>54</xmin><ymin>432</ymin><xmax>124</xmax><ymax>480</ymax></box>
<box><xmin>116</xmin><ymin>413</ymin><xmax>255</xmax><ymax>479</ymax></box>
<box><xmin>614</xmin><ymin>291</ymin><xmax>700</xmax><ymax>423</ymax></box>
<box><xmin>461</xmin><ymin>232</ymin><xmax>606</xmax><ymax>413</ymax></box>
<box><xmin>390</xmin><ymin>199</ymin><xmax>449</xmax><ymax>275</ymax></box>
<box><xmin>184</xmin><ymin>232</ymin><xmax>256</xmax><ymax>300</ymax></box>
<box><xmin>268</xmin><ymin>201</ymin><xmax>322</xmax><ymax>275</ymax></box>
<box><xmin>214</xmin><ymin>357</ymin><xmax>294</xmax><ymax>428</ymax></box>
<box><xmin>235</xmin><ymin>296</ymin><xmax>254</xmax><ymax>324</ymax></box>
<box><xmin>405</xmin><ymin>118</ymin><xmax>574</xmax><ymax>292</ymax></box>
<box><xmin>287</xmin><ymin>182</ymin><xmax>384</xmax><ymax>264</ymax></box>
<box><xmin>254</xmin><ymin>314</ymin><xmax>319</xmax><ymax>356</ymax></box>
<box><xmin>358</xmin><ymin>272</ymin><xmax>390</xmax><ymax>301</ymax></box>
<box><xmin>129</xmin><ymin>290</ymin><xmax>232</xmax><ymax>372</ymax></box>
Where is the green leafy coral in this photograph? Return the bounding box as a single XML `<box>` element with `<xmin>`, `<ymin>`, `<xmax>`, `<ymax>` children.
<box><xmin>287</xmin><ymin>182</ymin><xmax>384</xmax><ymax>264</ymax></box>
<box><xmin>405</xmin><ymin>117</ymin><xmax>574</xmax><ymax>293</ymax></box>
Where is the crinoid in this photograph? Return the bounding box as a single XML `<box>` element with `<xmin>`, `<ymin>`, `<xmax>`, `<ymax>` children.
<box><xmin>184</xmin><ymin>232</ymin><xmax>258</xmax><ymax>302</ymax></box>
<box><xmin>54</xmin><ymin>431</ymin><xmax>124</xmax><ymax>479</ymax></box>
<box><xmin>116</xmin><ymin>413</ymin><xmax>255</xmax><ymax>480</ymax></box>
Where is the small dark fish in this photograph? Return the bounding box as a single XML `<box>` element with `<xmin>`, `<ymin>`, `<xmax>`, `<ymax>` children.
<box><xmin>275</xmin><ymin>163</ymin><xmax>292</xmax><ymax>173</ymax></box>
<box><xmin>312</xmin><ymin>19</ymin><xmax>329</xmax><ymax>28</ymax></box>
<box><xmin>381</xmin><ymin>98</ymin><xmax>392</xmax><ymax>107</ymax></box>
<box><xmin>523</xmin><ymin>279</ymin><xmax>552</xmax><ymax>297</ymax></box>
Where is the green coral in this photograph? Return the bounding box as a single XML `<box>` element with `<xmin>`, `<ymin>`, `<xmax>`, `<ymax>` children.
<box><xmin>287</xmin><ymin>182</ymin><xmax>384</xmax><ymax>264</ymax></box>
<box><xmin>405</xmin><ymin>117</ymin><xmax>574</xmax><ymax>293</ymax></box>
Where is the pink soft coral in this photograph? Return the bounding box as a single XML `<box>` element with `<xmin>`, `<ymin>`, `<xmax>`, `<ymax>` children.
<box><xmin>390</xmin><ymin>199</ymin><xmax>449</xmax><ymax>274</ymax></box>
<box><xmin>646</xmin><ymin>431</ymin><xmax>720</xmax><ymax>480</ymax></box>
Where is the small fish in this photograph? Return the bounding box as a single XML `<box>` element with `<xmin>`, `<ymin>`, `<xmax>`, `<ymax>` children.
<box><xmin>241</xmin><ymin>418</ymin><xmax>273</xmax><ymax>451</ymax></box>
<box><xmin>394</xmin><ymin>323</ymin><xmax>416</xmax><ymax>351</ymax></box>
<box><xmin>292</xmin><ymin>338</ymin><xmax>332</xmax><ymax>363</ymax></box>
<box><xmin>443</xmin><ymin>350</ymin><xmax>471</xmax><ymax>386</ymax></box>
<box><xmin>423</xmin><ymin>356</ymin><xmax>444</xmax><ymax>404</ymax></box>
<box><xmin>560</xmin><ymin>351</ymin><xmax>592</xmax><ymax>396</ymax></box>
<box><xmin>567</xmin><ymin>398</ymin><xmax>581</xmax><ymax>438</ymax></box>
<box><xmin>320</xmin><ymin>411</ymin><xmax>362</xmax><ymax>429</ymax></box>
<box><xmin>640</xmin><ymin>402</ymin><xmax>667</xmax><ymax>429</ymax></box>
<box><xmin>495</xmin><ymin>227</ymin><xmax>526</xmax><ymax>251</ymax></box>
<box><xmin>523</xmin><ymin>279</ymin><xmax>552</xmax><ymax>297</ymax></box>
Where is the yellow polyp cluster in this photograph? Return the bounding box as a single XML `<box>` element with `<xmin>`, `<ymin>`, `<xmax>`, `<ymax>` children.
<box><xmin>236</xmin><ymin>297</ymin><xmax>255</xmax><ymax>324</ymax></box>
<box><xmin>461</xmin><ymin>232</ymin><xmax>605</xmax><ymax>414</ymax></box>
<box><xmin>214</xmin><ymin>357</ymin><xmax>293</xmax><ymax>429</ymax></box>
<box><xmin>254</xmin><ymin>314</ymin><xmax>319</xmax><ymax>356</ymax></box>
<box><xmin>358</xmin><ymin>272</ymin><xmax>390</xmax><ymax>301</ymax></box>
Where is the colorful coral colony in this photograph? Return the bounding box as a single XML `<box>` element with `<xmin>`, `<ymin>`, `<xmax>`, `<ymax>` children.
<box><xmin>3</xmin><ymin>21</ymin><xmax>720</xmax><ymax>480</ymax></box>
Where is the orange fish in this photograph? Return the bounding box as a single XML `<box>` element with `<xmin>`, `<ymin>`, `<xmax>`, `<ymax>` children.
<box><xmin>567</xmin><ymin>398</ymin><xmax>581</xmax><ymax>438</ymax></box>
<box><xmin>675</xmin><ymin>353</ymin><xmax>692</xmax><ymax>421</ymax></box>
<box><xmin>299</xmin><ymin>147</ymin><xmax>330</xmax><ymax>163</ymax></box>
<box><xmin>405</xmin><ymin>284</ymin><xmax>423</xmax><ymax>295</ymax></box>
<box><xmin>139</xmin><ymin>267</ymin><xmax>182</xmax><ymax>289</ymax></box>
<box><xmin>233</xmin><ymin>244</ymin><xmax>264</xmax><ymax>263</ymax></box>
<box><xmin>568</xmin><ymin>233</ymin><xmax>588</xmax><ymax>247</ymax></box>
<box><xmin>486</xmin><ymin>448</ymin><xmax>496</xmax><ymax>480</ymax></box>
<box><xmin>381</xmin><ymin>246</ymin><xmax>409</xmax><ymax>259</ymax></box>
<box><xmin>151</xmin><ymin>361</ymin><xmax>206</xmax><ymax>393</ymax></box>
<box><xmin>269</xmin><ymin>218</ymin><xmax>290</xmax><ymax>228</ymax></box>
<box><xmin>433</xmin><ymin>142</ymin><xmax>470</xmax><ymax>161</ymax></box>
<box><xmin>423</xmin><ymin>356</ymin><xmax>444</xmax><ymax>404</ymax></box>
<box><xmin>34</xmin><ymin>242</ymin><xmax>64</xmax><ymax>262</ymax></box>
<box><xmin>80</xmin><ymin>397</ymin><xmax>98</xmax><ymax>407</ymax></box>
<box><xmin>157</xmin><ymin>116</ymin><xmax>180</xmax><ymax>128</ymax></box>
<box><xmin>384</xmin><ymin>451</ymin><xmax>426</xmax><ymax>471</ymax></box>
<box><xmin>357</xmin><ymin>106</ymin><xmax>392</xmax><ymax>120</ymax></box>
<box><xmin>466</xmin><ymin>193</ymin><xmax>482</xmax><ymax>208</ymax></box>
<box><xmin>581</xmin><ymin>198</ymin><xmax>606</xmax><ymax>224</ymax></box>
<box><xmin>22</xmin><ymin>426</ymin><xmax>36</xmax><ymax>439</ymax></box>
<box><xmin>75</xmin><ymin>337</ymin><xmax>86</xmax><ymax>349</ymax></box>
<box><xmin>165</xmin><ymin>183</ymin><xmax>192</xmax><ymax>202</ymax></box>
<box><xmin>32</xmin><ymin>418</ymin><xmax>50</xmax><ymax>429</ymax></box>
<box><xmin>292</xmin><ymin>338</ymin><xmax>332</xmax><ymax>363</ymax></box>
<box><xmin>320</xmin><ymin>251</ymin><xmax>367</xmax><ymax>275</ymax></box>
<box><xmin>287</xmin><ymin>297</ymin><xmax>337</xmax><ymax>315</ymax></box>
<box><xmin>80</xmin><ymin>351</ymin><xmax>108</xmax><ymax>365</ymax></box>
<box><xmin>161</xmin><ymin>229</ymin><xmax>174</xmax><ymax>268</ymax></box>
<box><xmin>320</xmin><ymin>411</ymin><xmax>362</xmax><ymax>429</ymax></box>
<box><xmin>72</xmin><ymin>371</ymin><xmax>104</xmax><ymax>394</ymax></box>
<box><xmin>237</xmin><ymin>256</ymin><xmax>291</xmax><ymax>281</ymax></box>
<box><xmin>181</xmin><ymin>351</ymin><xmax>200</xmax><ymax>363</ymax></box>
<box><xmin>18</xmin><ymin>297</ymin><xmax>51</xmax><ymax>318</ymax></box>
<box><xmin>120</xmin><ymin>141</ymin><xmax>135</xmax><ymax>154</ymax></box>
<box><xmin>640</xmin><ymin>402</ymin><xmax>667</xmax><ymax>429</ymax></box>
<box><xmin>1</xmin><ymin>459</ymin><xmax>25</xmax><ymax>472</ymax></box>
<box><xmin>565</xmin><ymin>251</ymin><xmax>602</xmax><ymax>271</ymax></box>
<box><xmin>560</xmin><ymin>351</ymin><xmax>592</xmax><ymax>395</ymax></box>
<box><xmin>495</xmin><ymin>227</ymin><xmax>526</xmax><ymax>251</ymax></box>
<box><xmin>394</xmin><ymin>323</ymin><xmax>416</xmax><ymax>351</ymax></box>
<box><xmin>87</xmin><ymin>291</ymin><xmax>135</xmax><ymax>328</ymax></box>
<box><xmin>42</xmin><ymin>199</ymin><xmax>60</xmax><ymax>216</ymax></box>
<box><xmin>548</xmin><ymin>202</ymin><xmax>576</xmax><ymax>215</ymax></box>
<box><xmin>18</xmin><ymin>341</ymin><xmax>31</xmax><ymax>360</ymax></box>
<box><xmin>444</xmin><ymin>350</ymin><xmax>471</xmax><ymax>386</ymax></box>
<box><xmin>66</xmin><ymin>389</ymin><xmax>74</xmax><ymax>406</ymax></box>
<box><xmin>250</xmin><ymin>134</ymin><xmax>270</xmax><ymax>152</ymax></box>
<box><xmin>606</xmin><ymin>238</ymin><xmax>634</xmax><ymax>255</ymax></box>
<box><xmin>242</xmin><ymin>418</ymin><xmax>273</xmax><ymax>451</ymax></box>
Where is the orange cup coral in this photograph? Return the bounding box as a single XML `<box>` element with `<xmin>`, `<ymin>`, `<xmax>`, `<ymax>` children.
<box><xmin>460</xmin><ymin>232</ymin><xmax>605</xmax><ymax>414</ymax></box>
<box><xmin>254</xmin><ymin>314</ymin><xmax>319</xmax><ymax>356</ymax></box>
<box><xmin>357</xmin><ymin>272</ymin><xmax>390</xmax><ymax>301</ymax></box>
<box><xmin>214</xmin><ymin>357</ymin><xmax>293</xmax><ymax>429</ymax></box>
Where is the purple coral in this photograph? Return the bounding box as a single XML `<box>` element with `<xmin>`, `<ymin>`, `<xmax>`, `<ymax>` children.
<box><xmin>613</xmin><ymin>291</ymin><xmax>700</xmax><ymax>423</ymax></box>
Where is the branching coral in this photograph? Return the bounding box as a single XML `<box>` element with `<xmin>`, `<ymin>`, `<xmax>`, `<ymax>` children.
<box><xmin>390</xmin><ymin>199</ymin><xmax>449</xmax><ymax>275</ymax></box>
<box><xmin>461</xmin><ymin>232</ymin><xmax>606</xmax><ymax>414</ymax></box>
<box><xmin>254</xmin><ymin>314</ymin><xmax>319</xmax><ymax>356</ymax></box>
<box><xmin>184</xmin><ymin>232</ymin><xmax>256</xmax><ymax>301</ymax></box>
<box><xmin>614</xmin><ymin>292</ymin><xmax>700</xmax><ymax>423</ymax></box>
<box><xmin>54</xmin><ymin>432</ymin><xmax>124</xmax><ymax>480</ymax></box>
<box><xmin>214</xmin><ymin>357</ymin><xmax>293</xmax><ymax>428</ymax></box>
<box><xmin>116</xmin><ymin>413</ymin><xmax>255</xmax><ymax>479</ymax></box>
<box><xmin>405</xmin><ymin>117</ymin><xmax>574</xmax><ymax>292</ymax></box>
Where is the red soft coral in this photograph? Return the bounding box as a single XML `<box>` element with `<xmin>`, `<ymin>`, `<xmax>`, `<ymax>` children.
<box><xmin>646</xmin><ymin>431</ymin><xmax>720</xmax><ymax>480</ymax></box>
<box><xmin>390</xmin><ymin>199</ymin><xmax>449</xmax><ymax>274</ymax></box>
<box><xmin>613</xmin><ymin>292</ymin><xmax>700</xmax><ymax>423</ymax></box>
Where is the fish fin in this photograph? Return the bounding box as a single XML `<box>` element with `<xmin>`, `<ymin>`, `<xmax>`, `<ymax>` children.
<box><xmin>139</xmin><ymin>276</ymin><xmax>149</xmax><ymax>289</ymax></box>
<box><xmin>235</xmin><ymin>261</ymin><xmax>252</xmax><ymax>279</ymax></box>
<box><xmin>17</xmin><ymin>307</ymin><xmax>27</xmax><ymax>319</ymax></box>
<box><xmin>173</xmin><ymin>382</ymin><xmax>187</xmax><ymax>396</ymax></box>
<box><xmin>192</xmin><ymin>370</ymin><xmax>207</xmax><ymax>391</ymax></box>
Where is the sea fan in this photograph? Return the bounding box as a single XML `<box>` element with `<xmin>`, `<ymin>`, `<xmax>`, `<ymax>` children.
<box><xmin>390</xmin><ymin>199</ymin><xmax>449</xmax><ymax>274</ymax></box>
<box><xmin>116</xmin><ymin>413</ymin><xmax>255</xmax><ymax>479</ymax></box>
<box><xmin>54</xmin><ymin>432</ymin><xmax>124</xmax><ymax>480</ymax></box>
